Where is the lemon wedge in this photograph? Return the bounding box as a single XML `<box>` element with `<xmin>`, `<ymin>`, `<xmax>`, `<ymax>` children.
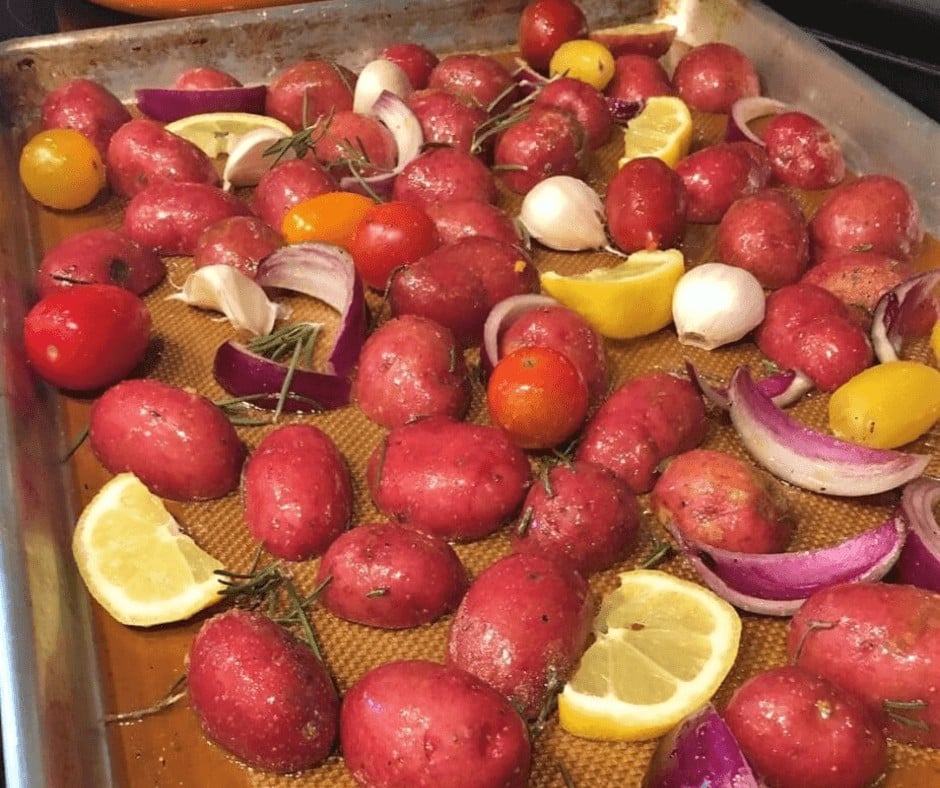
<box><xmin>540</xmin><ymin>249</ymin><xmax>685</xmax><ymax>339</ymax></box>
<box><xmin>165</xmin><ymin>111</ymin><xmax>292</xmax><ymax>158</ymax></box>
<box><xmin>72</xmin><ymin>473</ymin><xmax>226</xmax><ymax>627</ymax></box>
<box><xmin>558</xmin><ymin>569</ymin><xmax>741</xmax><ymax>741</ymax></box>
<box><xmin>619</xmin><ymin>96</ymin><xmax>693</xmax><ymax>168</ymax></box>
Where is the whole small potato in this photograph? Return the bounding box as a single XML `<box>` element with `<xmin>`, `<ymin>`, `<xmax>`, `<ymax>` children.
<box><xmin>518</xmin><ymin>0</ymin><xmax>588</xmax><ymax>73</ymax></box>
<box><xmin>605</xmin><ymin>156</ymin><xmax>687</xmax><ymax>253</ymax></box>
<box><xmin>312</xmin><ymin>110</ymin><xmax>397</xmax><ymax>177</ymax></box>
<box><xmin>192</xmin><ymin>215</ymin><xmax>283</xmax><ymax>279</ymax></box>
<box><xmin>341</xmin><ymin>659</ymin><xmax>531</xmax><ymax>787</ymax></box>
<box><xmin>367</xmin><ymin>415</ymin><xmax>531</xmax><ymax>541</ymax></box>
<box><xmin>533</xmin><ymin>76</ymin><xmax>613</xmax><ymax>150</ymax></box>
<box><xmin>675</xmin><ymin>141</ymin><xmax>771</xmax><ymax>224</ymax></box>
<box><xmin>171</xmin><ymin>66</ymin><xmax>241</xmax><ymax>90</ymax></box>
<box><xmin>40</xmin><ymin>77</ymin><xmax>132</xmax><ymax>156</ymax></box>
<box><xmin>353</xmin><ymin>314</ymin><xmax>470</xmax><ymax>428</ymax></box>
<box><xmin>495</xmin><ymin>106</ymin><xmax>586</xmax><ymax>195</ymax></box>
<box><xmin>605</xmin><ymin>54</ymin><xmax>676</xmax><ymax>105</ymax></box>
<box><xmin>672</xmin><ymin>42</ymin><xmax>760</xmax><ymax>113</ymax></box>
<box><xmin>242</xmin><ymin>424</ymin><xmax>353</xmax><ymax>561</ymax></box>
<box><xmin>187</xmin><ymin>609</ymin><xmax>339</xmax><ymax>774</ymax></box>
<box><xmin>89</xmin><ymin>379</ymin><xmax>245</xmax><ymax>501</ymax></box>
<box><xmin>106</xmin><ymin>118</ymin><xmax>219</xmax><ymax>199</ymax></box>
<box><xmin>406</xmin><ymin>88</ymin><xmax>488</xmax><ymax>154</ymax></box>
<box><xmin>264</xmin><ymin>59</ymin><xmax>356</xmax><ymax>130</ymax></box>
<box><xmin>393</xmin><ymin>146</ymin><xmax>498</xmax><ymax>207</ymax></box>
<box><xmin>425</xmin><ymin>199</ymin><xmax>522</xmax><ymax>246</ymax></box>
<box><xmin>381</xmin><ymin>42</ymin><xmax>440</xmax><ymax>89</ymax></box>
<box><xmin>447</xmin><ymin>552</ymin><xmax>594</xmax><ymax>718</ymax></box>
<box><xmin>315</xmin><ymin>522</ymin><xmax>469</xmax><ymax>629</ymax></box>
<box><xmin>763</xmin><ymin>110</ymin><xmax>846</xmax><ymax>190</ymax></box>
<box><xmin>251</xmin><ymin>158</ymin><xmax>337</xmax><ymax>232</ymax></box>
<box><xmin>428</xmin><ymin>53</ymin><xmax>516</xmax><ymax>112</ymax></box>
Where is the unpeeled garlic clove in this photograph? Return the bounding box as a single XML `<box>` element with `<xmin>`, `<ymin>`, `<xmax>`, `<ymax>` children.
<box><xmin>517</xmin><ymin>175</ymin><xmax>609</xmax><ymax>252</ymax></box>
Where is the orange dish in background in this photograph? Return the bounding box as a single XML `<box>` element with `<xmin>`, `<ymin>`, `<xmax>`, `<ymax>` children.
<box><xmin>86</xmin><ymin>0</ymin><xmax>304</xmax><ymax>19</ymax></box>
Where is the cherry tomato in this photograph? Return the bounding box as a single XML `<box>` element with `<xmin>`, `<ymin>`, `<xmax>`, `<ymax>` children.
<box><xmin>487</xmin><ymin>346</ymin><xmax>589</xmax><ymax>449</ymax></box>
<box><xmin>23</xmin><ymin>284</ymin><xmax>152</xmax><ymax>391</ymax></box>
<box><xmin>348</xmin><ymin>201</ymin><xmax>441</xmax><ymax>290</ymax></box>
<box><xmin>281</xmin><ymin>191</ymin><xmax>375</xmax><ymax>247</ymax></box>
<box><xmin>19</xmin><ymin>128</ymin><xmax>106</xmax><ymax>211</ymax></box>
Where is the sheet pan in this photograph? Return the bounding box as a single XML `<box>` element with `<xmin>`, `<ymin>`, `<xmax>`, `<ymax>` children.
<box><xmin>0</xmin><ymin>1</ymin><xmax>937</xmax><ymax>786</ymax></box>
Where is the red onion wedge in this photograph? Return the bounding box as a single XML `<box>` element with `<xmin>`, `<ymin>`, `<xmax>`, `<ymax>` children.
<box><xmin>606</xmin><ymin>97</ymin><xmax>643</xmax><ymax>124</ymax></box>
<box><xmin>725</xmin><ymin>96</ymin><xmax>788</xmax><ymax>144</ymax></box>
<box><xmin>687</xmin><ymin>362</ymin><xmax>813</xmax><ymax>410</ymax></box>
<box><xmin>871</xmin><ymin>269</ymin><xmax>940</xmax><ymax>363</ymax></box>
<box><xmin>727</xmin><ymin>366</ymin><xmax>929</xmax><ymax>496</ymax></box>
<box><xmin>893</xmin><ymin>476</ymin><xmax>940</xmax><ymax>592</ymax></box>
<box><xmin>666</xmin><ymin>514</ymin><xmax>907</xmax><ymax>616</ymax></box>
<box><xmin>643</xmin><ymin>704</ymin><xmax>762</xmax><ymax>788</ymax></box>
<box><xmin>339</xmin><ymin>91</ymin><xmax>423</xmax><ymax>198</ymax></box>
<box><xmin>135</xmin><ymin>86</ymin><xmax>267</xmax><ymax>122</ymax></box>
<box><xmin>482</xmin><ymin>293</ymin><xmax>560</xmax><ymax>370</ymax></box>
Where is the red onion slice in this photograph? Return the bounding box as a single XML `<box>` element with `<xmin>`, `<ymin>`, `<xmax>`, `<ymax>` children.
<box><xmin>726</xmin><ymin>96</ymin><xmax>788</xmax><ymax>144</ymax></box>
<box><xmin>606</xmin><ymin>97</ymin><xmax>643</xmax><ymax>124</ymax></box>
<box><xmin>482</xmin><ymin>293</ymin><xmax>560</xmax><ymax>369</ymax></box>
<box><xmin>135</xmin><ymin>86</ymin><xmax>267</xmax><ymax>122</ymax></box>
<box><xmin>727</xmin><ymin>366</ymin><xmax>929</xmax><ymax>496</ymax></box>
<box><xmin>667</xmin><ymin>514</ymin><xmax>907</xmax><ymax>616</ymax></box>
<box><xmin>254</xmin><ymin>243</ymin><xmax>367</xmax><ymax>378</ymax></box>
<box><xmin>687</xmin><ymin>363</ymin><xmax>813</xmax><ymax>410</ymax></box>
<box><xmin>871</xmin><ymin>270</ymin><xmax>940</xmax><ymax>363</ymax></box>
<box><xmin>893</xmin><ymin>476</ymin><xmax>940</xmax><ymax>592</ymax></box>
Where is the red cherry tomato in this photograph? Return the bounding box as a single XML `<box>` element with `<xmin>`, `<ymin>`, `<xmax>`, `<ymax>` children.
<box><xmin>348</xmin><ymin>201</ymin><xmax>440</xmax><ymax>290</ymax></box>
<box><xmin>23</xmin><ymin>283</ymin><xmax>151</xmax><ymax>391</ymax></box>
<box><xmin>486</xmin><ymin>346</ymin><xmax>589</xmax><ymax>450</ymax></box>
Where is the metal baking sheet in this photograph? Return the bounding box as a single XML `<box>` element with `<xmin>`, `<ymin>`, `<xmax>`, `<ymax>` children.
<box><xmin>0</xmin><ymin>1</ymin><xmax>938</xmax><ymax>787</ymax></box>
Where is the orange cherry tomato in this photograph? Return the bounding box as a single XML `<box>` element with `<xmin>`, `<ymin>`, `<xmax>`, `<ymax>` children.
<box><xmin>486</xmin><ymin>346</ymin><xmax>589</xmax><ymax>450</ymax></box>
<box><xmin>281</xmin><ymin>191</ymin><xmax>375</xmax><ymax>247</ymax></box>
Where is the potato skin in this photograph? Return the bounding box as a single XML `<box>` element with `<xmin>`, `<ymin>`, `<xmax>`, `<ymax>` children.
<box><xmin>367</xmin><ymin>415</ymin><xmax>531</xmax><ymax>541</ymax></box>
<box><xmin>406</xmin><ymin>88</ymin><xmax>488</xmax><ymax>154</ymax></box>
<box><xmin>40</xmin><ymin>77</ymin><xmax>132</xmax><ymax>156</ymax></box>
<box><xmin>447</xmin><ymin>553</ymin><xmax>594</xmax><ymax>719</ymax></box>
<box><xmin>532</xmin><ymin>76</ymin><xmax>613</xmax><ymax>150</ymax></box>
<box><xmin>312</xmin><ymin>110</ymin><xmax>396</xmax><ymax>177</ymax></box>
<box><xmin>187</xmin><ymin>609</ymin><xmax>338</xmax><ymax>774</ymax></box>
<box><xmin>315</xmin><ymin>522</ymin><xmax>469</xmax><ymax>629</ymax></box>
<box><xmin>340</xmin><ymin>659</ymin><xmax>531</xmax><ymax>788</ymax></box>
<box><xmin>425</xmin><ymin>199</ymin><xmax>521</xmax><ymax>246</ymax></box>
<box><xmin>763</xmin><ymin>111</ymin><xmax>845</xmax><ymax>190</ymax></box>
<box><xmin>242</xmin><ymin>424</ymin><xmax>353</xmax><ymax>561</ymax></box>
<box><xmin>675</xmin><ymin>141</ymin><xmax>771</xmax><ymax>224</ymax></box>
<box><xmin>251</xmin><ymin>158</ymin><xmax>337</xmax><ymax>231</ymax></box>
<box><xmin>428</xmin><ymin>53</ymin><xmax>516</xmax><ymax>112</ymax></box>
<box><xmin>606</xmin><ymin>53</ymin><xmax>676</xmax><ymax>105</ymax></box>
<box><xmin>788</xmin><ymin>582</ymin><xmax>940</xmax><ymax>748</ymax></box>
<box><xmin>494</xmin><ymin>106</ymin><xmax>586</xmax><ymax>194</ymax></box>
<box><xmin>89</xmin><ymin>379</ymin><xmax>245</xmax><ymax>501</ymax></box>
<box><xmin>393</xmin><ymin>146</ymin><xmax>498</xmax><ymax>207</ymax></box>
<box><xmin>264</xmin><ymin>59</ymin><xmax>356</xmax><ymax>130</ymax></box>
<box><xmin>192</xmin><ymin>215</ymin><xmax>283</xmax><ymax>279</ymax></box>
<box><xmin>672</xmin><ymin>42</ymin><xmax>760</xmax><ymax>113</ymax></box>
<box><xmin>605</xmin><ymin>156</ymin><xmax>687</xmax><ymax>253</ymax></box>
<box><xmin>724</xmin><ymin>665</ymin><xmax>887</xmax><ymax>788</ymax></box>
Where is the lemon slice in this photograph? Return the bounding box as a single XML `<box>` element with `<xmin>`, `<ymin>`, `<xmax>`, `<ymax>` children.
<box><xmin>559</xmin><ymin>569</ymin><xmax>741</xmax><ymax>741</ymax></box>
<box><xmin>619</xmin><ymin>96</ymin><xmax>693</xmax><ymax>168</ymax></box>
<box><xmin>72</xmin><ymin>473</ymin><xmax>226</xmax><ymax>627</ymax></box>
<box><xmin>540</xmin><ymin>249</ymin><xmax>685</xmax><ymax>339</ymax></box>
<box><xmin>165</xmin><ymin>111</ymin><xmax>293</xmax><ymax>158</ymax></box>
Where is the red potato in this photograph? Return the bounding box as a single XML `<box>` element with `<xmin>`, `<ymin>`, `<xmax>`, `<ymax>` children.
<box><xmin>494</xmin><ymin>106</ymin><xmax>586</xmax><ymax>195</ymax></box>
<box><xmin>242</xmin><ymin>423</ymin><xmax>353</xmax><ymax>562</ymax></box>
<box><xmin>264</xmin><ymin>59</ymin><xmax>356</xmax><ymax>130</ymax></box>
<box><xmin>380</xmin><ymin>42</ymin><xmax>440</xmax><ymax>90</ymax></box>
<box><xmin>393</xmin><ymin>146</ymin><xmax>498</xmax><ymax>207</ymax></box>
<box><xmin>589</xmin><ymin>21</ymin><xmax>677</xmax><ymax>59</ymax></box>
<box><xmin>89</xmin><ymin>378</ymin><xmax>245</xmax><ymax>501</ymax></box>
<box><xmin>40</xmin><ymin>77</ymin><xmax>132</xmax><ymax>157</ymax></box>
<box><xmin>675</xmin><ymin>141</ymin><xmax>772</xmax><ymax>224</ymax></box>
<box><xmin>755</xmin><ymin>282</ymin><xmax>873</xmax><ymax>392</ymax></box>
<box><xmin>447</xmin><ymin>552</ymin><xmax>594</xmax><ymax>719</ymax></box>
<box><xmin>312</xmin><ymin>110</ymin><xmax>397</xmax><ymax>177</ymax></box>
<box><xmin>763</xmin><ymin>111</ymin><xmax>846</xmax><ymax>190</ymax></box>
<box><xmin>605</xmin><ymin>156</ymin><xmax>687</xmax><ymax>253</ymax></box>
<box><xmin>122</xmin><ymin>181</ymin><xmax>251</xmax><ymax>256</ymax></box>
<box><xmin>459</xmin><ymin>236</ymin><xmax>539</xmax><ymax>306</ymax></box>
<box><xmin>315</xmin><ymin>522</ymin><xmax>469</xmax><ymax>629</ymax></box>
<box><xmin>425</xmin><ymin>199</ymin><xmax>522</xmax><ymax>246</ymax></box>
<box><xmin>366</xmin><ymin>415</ymin><xmax>531</xmax><ymax>542</ymax></box>
<box><xmin>716</xmin><ymin>188</ymin><xmax>810</xmax><ymax>289</ymax></box>
<box><xmin>511</xmin><ymin>460</ymin><xmax>640</xmax><ymax>574</ymax></box>
<box><xmin>498</xmin><ymin>303</ymin><xmax>608</xmax><ymax>403</ymax></box>
<box><xmin>250</xmin><ymin>157</ymin><xmax>338</xmax><ymax>232</ymax></box>
<box><xmin>723</xmin><ymin>665</ymin><xmax>888</xmax><ymax>788</ymax></box>
<box><xmin>406</xmin><ymin>88</ymin><xmax>488</xmax><ymax>155</ymax></box>
<box><xmin>518</xmin><ymin>0</ymin><xmax>589</xmax><ymax>73</ymax></box>
<box><xmin>532</xmin><ymin>76</ymin><xmax>613</xmax><ymax>150</ymax></box>
<box><xmin>187</xmin><ymin>609</ymin><xmax>338</xmax><ymax>774</ymax></box>
<box><xmin>788</xmin><ymin>582</ymin><xmax>940</xmax><ymax>748</ymax></box>
<box><xmin>427</xmin><ymin>53</ymin><xmax>516</xmax><ymax>112</ymax></box>
<box><xmin>605</xmin><ymin>54</ymin><xmax>676</xmax><ymax>105</ymax></box>
<box><xmin>106</xmin><ymin>117</ymin><xmax>219</xmax><ymax>199</ymax></box>
<box><xmin>192</xmin><ymin>215</ymin><xmax>283</xmax><ymax>278</ymax></box>
<box><xmin>171</xmin><ymin>66</ymin><xmax>241</xmax><ymax>89</ymax></box>
<box><xmin>352</xmin><ymin>314</ymin><xmax>470</xmax><ymax>429</ymax></box>
<box><xmin>576</xmin><ymin>370</ymin><xmax>707</xmax><ymax>493</ymax></box>
<box><xmin>672</xmin><ymin>42</ymin><xmax>760</xmax><ymax>114</ymax></box>
<box><xmin>809</xmin><ymin>174</ymin><xmax>923</xmax><ymax>264</ymax></box>
<box><xmin>36</xmin><ymin>227</ymin><xmax>165</xmax><ymax>297</ymax></box>
<box><xmin>341</xmin><ymin>660</ymin><xmax>532</xmax><ymax>787</ymax></box>
<box><xmin>651</xmin><ymin>449</ymin><xmax>792</xmax><ymax>553</ymax></box>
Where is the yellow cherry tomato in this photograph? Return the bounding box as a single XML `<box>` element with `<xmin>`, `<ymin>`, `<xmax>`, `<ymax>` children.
<box><xmin>549</xmin><ymin>39</ymin><xmax>616</xmax><ymax>91</ymax></box>
<box><xmin>19</xmin><ymin>128</ymin><xmax>106</xmax><ymax>210</ymax></box>
<box><xmin>828</xmin><ymin>360</ymin><xmax>940</xmax><ymax>449</ymax></box>
<box><xmin>281</xmin><ymin>191</ymin><xmax>375</xmax><ymax>247</ymax></box>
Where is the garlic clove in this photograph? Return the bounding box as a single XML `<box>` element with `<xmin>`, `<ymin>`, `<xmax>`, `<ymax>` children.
<box><xmin>517</xmin><ymin>175</ymin><xmax>609</xmax><ymax>252</ymax></box>
<box><xmin>223</xmin><ymin>127</ymin><xmax>293</xmax><ymax>190</ymax></box>
<box><xmin>672</xmin><ymin>262</ymin><xmax>766</xmax><ymax>350</ymax></box>
<box><xmin>168</xmin><ymin>264</ymin><xmax>289</xmax><ymax>336</ymax></box>
<box><xmin>353</xmin><ymin>59</ymin><xmax>414</xmax><ymax>116</ymax></box>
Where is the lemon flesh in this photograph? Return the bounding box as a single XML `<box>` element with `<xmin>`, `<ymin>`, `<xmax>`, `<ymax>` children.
<box><xmin>165</xmin><ymin>111</ymin><xmax>292</xmax><ymax>157</ymax></box>
<box><xmin>619</xmin><ymin>96</ymin><xmax>693</xmax><ymax>169</ymax></box>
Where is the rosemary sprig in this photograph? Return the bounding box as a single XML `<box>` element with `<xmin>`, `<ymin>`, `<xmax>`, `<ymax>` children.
<box><xmin>61</xmin><ymin>423</ymin><xmax>89</xmax><ymax>463</ymax></box>
<box><xmin>641</xmin><ymin>534</ymin><xmax>674</xmax><ymax>569</ymax></box>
